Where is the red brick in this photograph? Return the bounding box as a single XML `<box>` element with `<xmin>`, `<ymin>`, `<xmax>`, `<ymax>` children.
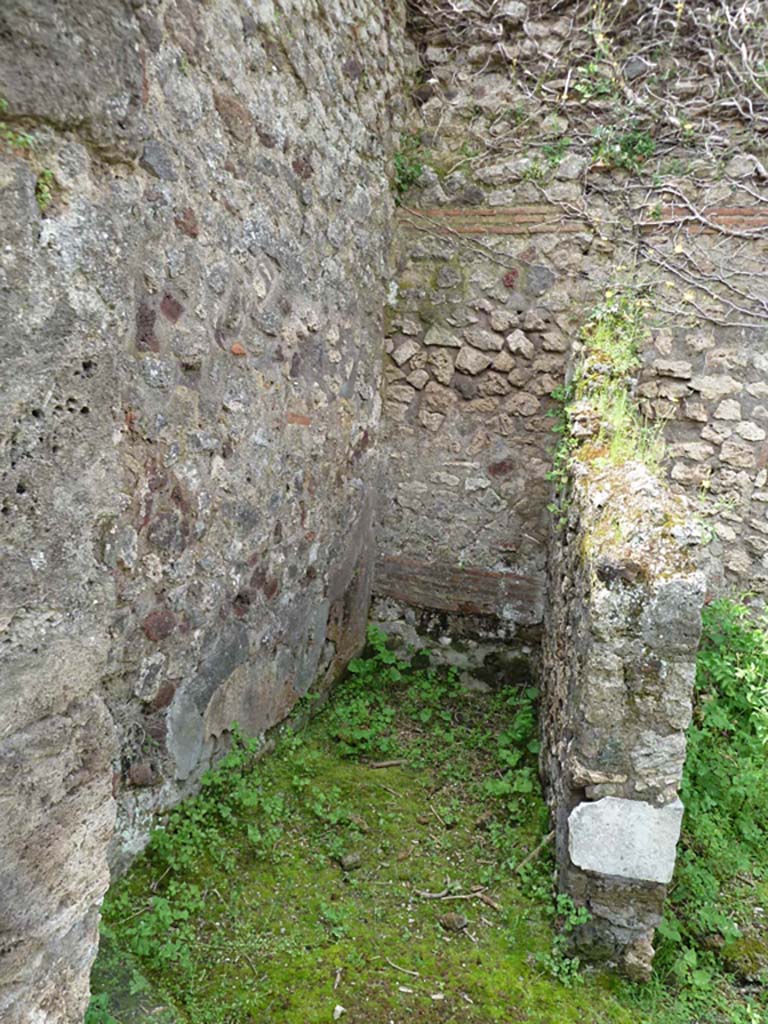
<box><xmin>142</xmin><ymin>608</ymin><xmax>176</xmax><ymax>641</ymax></box>
<box><xmin>174</xmin><ymin>206</ymin><xmax>199</xmax><ymax>238</ymax></box>
<box><xmin>160</xmin><ymin>293</ymin><xmax>183</xmax><ymax>322</ymax></box>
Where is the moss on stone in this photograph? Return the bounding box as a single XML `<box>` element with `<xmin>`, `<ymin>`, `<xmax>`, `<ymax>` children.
<box><xmin>721</xmin><ymin>933</ymin><xmax>768</xmax><ymax>981</ymax></box>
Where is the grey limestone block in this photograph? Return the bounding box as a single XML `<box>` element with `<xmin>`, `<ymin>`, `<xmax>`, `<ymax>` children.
<box><xmin>568</xmin><ymin>797</ymin><xmax>685</xmax><ymax>885</ymax></box>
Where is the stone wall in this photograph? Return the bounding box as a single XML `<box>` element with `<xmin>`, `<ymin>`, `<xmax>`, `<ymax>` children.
<box><xmin>376</xmin><ymin>2</ymin><xmax>768</xmax><ymax>638</ymax></box>
<box><xmin>541</xmin><ymin>455</ymin><xmax>705</xmax><ymax>979</ymax></box>
<box><xmin>376</xmin><ymin>200</ymin><xmax>603</xmax><ymax>643</ymax></box>
<box><xmin>634</xmin><ymin>216</ymin><xmax>768</xmax><ymax>594</ymax></box>
<box><xmin>0</xmin><ymin>2</ymin><xmax>406</xmax><ymax>1020</ymax></box>
<box><xmin>2</xmin><ymin>0</ymin><xmax>768</xmax><ymax>1018</ymax></box>
<box><xmin>375</xmin><ymin>1</ymin><xmax>766</xmax><ymax>976</ymax></box>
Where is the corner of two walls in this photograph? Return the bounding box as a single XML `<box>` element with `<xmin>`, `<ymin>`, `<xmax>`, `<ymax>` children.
<box><xmin>371</xmin><ymin>203</ymin><xmax>585</xmax><ymax>679</ymax></box>
<box><xmin>3</xmin><ymin>0</ymin><xmax>768</xmax><ymax>1018</ymax></box>
<box><xmin>0</xmin><ymin>1</ymin><xmax>408</xmax><ymax>1020</ymax></box>
<box><xmin>372</xmin><ymin>192</ymin><xmax>708</xmax><ymax>974</ymax></box>
<box><xmin>373</xmin><ymin>1</ymin><xmax>768</xmax><ymax>978</ymax></box>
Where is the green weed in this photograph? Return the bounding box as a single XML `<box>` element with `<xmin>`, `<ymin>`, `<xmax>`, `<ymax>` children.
<box><xmin>614</xmin><ymin>599</ymin><xmax>768</xmax><ymax>1024</ymax></box>
<box><xmin>522</xmin><ymin>159</ymin><xmax>547</xmax><ymax>183</ymax></box>
<box><xmin>542</xmin><ymin>136</ymin><xmax>572</xmax><ymax>167</ymax></box>
<box><xmin>35</xmin><ymin>168</ymin><xmax>55</xmax><ymax>212</ymax></box>
<box><xmin>654</xmin><ymin>600</ymin><xmax>768</xmax><ymax>997</ymax></box>
<box><xmin>573</xmin><ymin>61</ymin><xmax>617</xmax><ymax>100</ymax></box>
<box><xmin>88</xmin><ymin>617</ymin><xmax>768</xmax><ymax>1024</ymax></box>
<box><xmin>0</xmin><ymin>98</ymin><xmax>34</xmax><ymax>149</ymax></box>
<box><xmin>537</xmin><ymin>894</ymin><xmax>592</xmax><ymax>987</ymax></box>
<box><xmin>547</xmin><ymin>289</ymin><xmax>664</xmax><ymax>523</ymax></box>
<box><xmin>393</xmin><ymin>133</ymin><xmax>424</xmax><ymax>201</ymax></box>
<box><xmin>84</xmin><ymin>992</ymin><xmax>119</xmax><ymax>1024</ymax></box>
<box><xmin>593</xmin><ymin>125</ymin><xmax>656</xmax><ymax>173</ymax></box>
<box><xmin>88</xmin><ymin>629</ymin><xmax>567</xmax><ymax>1022</ymax></box>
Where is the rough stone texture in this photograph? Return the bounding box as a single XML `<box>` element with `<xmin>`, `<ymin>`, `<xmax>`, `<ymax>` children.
<box><xmin>636</xmin><ymin>317</ymin><xmax>768</xmax><ymax>594</ymax></box>
<box><xmin>0</xmin><ymin>2</ymin><xmax>406</xmax><ymax>1020</ymax></box>
<box><xmin>371</xmin><ymin>596</ymin><xmax>538</xmax><ymax>694</ymax></box>
<box><xmin>377</xmin><ymin>210</ymin><xmax>598</xmax><ymax>640</ymax></box>
<box><xmin>0</xmin><ymin>643</ymin><xmax>116</xmax><ymax>1024</ymax></box>
<box><xmin>379</xmin><ymin>2</ymin><xmax>768</xmax><ymax>623</ymax></box>
<box><xmin>3</xmin><ymin>0</ymin><xmax>768</xmax><ymax>1015</ymax></box>
<box><xmin>378</xmin><ymin>0</ymin><xmax>764</xmax><ymax>978</ymax></box>
<box><xmin>541</xmin><ymin>458</ymin><xmax>705</xmax><ymax>977</ymax></box>
<box><xmin>0</xmin><ymin>1</ymin><xmax>145</xmax><ymax>156</ymax></box>
<box><xmin>378</xmin><ymin>203</ymin><xmax>768</xmax><ymax>633</ymax></box>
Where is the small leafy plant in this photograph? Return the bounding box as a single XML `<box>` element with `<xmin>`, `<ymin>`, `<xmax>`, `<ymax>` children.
<box><xmin>573</xmin><ymin>61</ymin><xmax>616</xmax><ymax>100</ymax></box>
<box><xmin>0</xmin><ymin>98</ymin><xmax>34</xmax><ymax>149</ymax></box>
<box><xmin>537</xmin><ymin>894</ymin><xmax>592</xmax><ymax>986</ymax></box>
<box><xmin>592</xmin><ymin>124</ymin><xmax>656</xmax><ymax>173</ymax></box>
<box><xmin>393</xmin><ymin>133</ymin><xmax>424</xmax><ymax>201</ymax></box>
<box><xmin>89</xmin><ymin>612</ymin><xmax>768</xmax><ymax>1023</ymax></box>
<box><xmin>522</xmin><ymin>160</ymin><xmax>547</xmax><ymax>183</ymax></box>
<box><xmin>655</xmin><ymin>601</ymin><xmax>768</xmax><ymax>989</ymax></box>
<box><xmin>620</xmin><ymin>600</ymin><xmax>768</xmax><ymax>1024</ymax></box>
<box><xmin>84</xmin><ymin>992</ymin><xmax>119</xmax><ymax>1024</ymax></box>
<box><xmin>542</xmin><ymin>136</ymin><xmax>572</xmax><ymax>167</ymax></box>
<box><xmin>35</xmin><ymin>168</ymin><xmax>55</xmax><ymax>212</ymax></box>
<box><xmin>482</xmin><ymin>686</ymin><xmax>540</xmax><ymax>801</ymax></box>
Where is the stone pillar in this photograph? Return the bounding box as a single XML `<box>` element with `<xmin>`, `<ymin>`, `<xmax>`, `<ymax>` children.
<box><xmin>541</xmin><ymin>459</ymin><xmax>705</xmax><ymax>978</ymax></box>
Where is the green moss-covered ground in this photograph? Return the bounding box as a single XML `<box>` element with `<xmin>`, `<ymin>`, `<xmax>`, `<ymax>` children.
<box><xmin>89</xmin><ymin>617</ymin><xmax>767</xmax><ymax>1024</ymax></box>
